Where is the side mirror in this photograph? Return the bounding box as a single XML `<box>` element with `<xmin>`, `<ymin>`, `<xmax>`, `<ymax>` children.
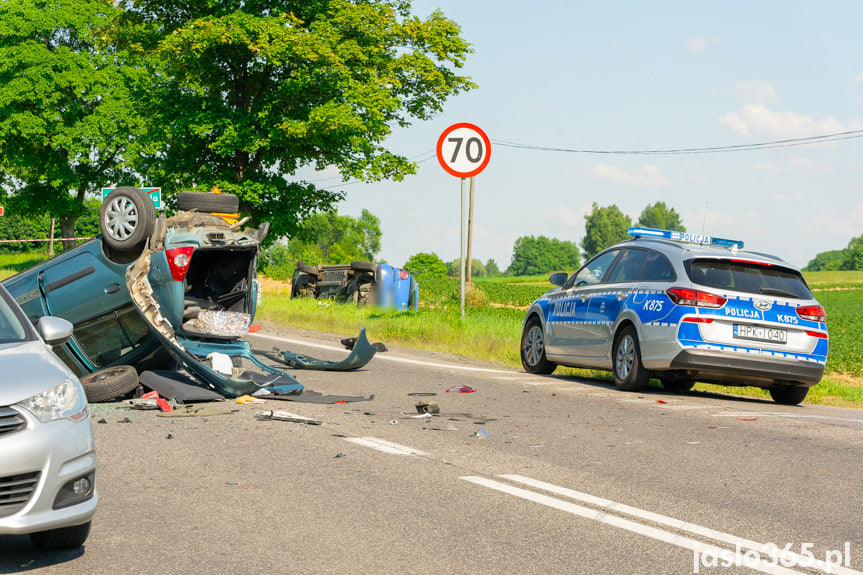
<box><xmin>37</xmin><ymin>316</ymin><xmax>74</xmax><ymax>346</ymax></box>
<box><xmin>549</xmin><ymin>272</ymin><xmax>567</xmax><ymax>287</ymax></box>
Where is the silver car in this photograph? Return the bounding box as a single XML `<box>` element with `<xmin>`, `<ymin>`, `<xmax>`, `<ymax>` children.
<box><xmin>520</xmin><ymin>228</ymin><xmax>828</xmax><ymax>405</ymax></box>
<box><xmin>0</xmin><ymin>284</ymin><xmax>96</xmax><ymax>549</ymax></box>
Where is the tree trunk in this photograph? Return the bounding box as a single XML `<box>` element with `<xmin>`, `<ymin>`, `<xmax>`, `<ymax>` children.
<box><xmin>59</xmin><ymin>215</ymin><xmax>78</xmax><ymax>251</ymax></box>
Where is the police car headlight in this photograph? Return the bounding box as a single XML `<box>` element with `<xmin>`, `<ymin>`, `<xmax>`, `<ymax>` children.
<box><xmin>18</xmin><ymin>379</ymin><xmax>89</xmax><ymax>423</ymax></box>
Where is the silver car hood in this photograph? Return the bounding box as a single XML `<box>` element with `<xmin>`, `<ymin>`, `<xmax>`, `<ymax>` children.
<box><xmin>0</xmin><ymin>341</ymin><xmax>76</xmax><ymax>405</ymax></box>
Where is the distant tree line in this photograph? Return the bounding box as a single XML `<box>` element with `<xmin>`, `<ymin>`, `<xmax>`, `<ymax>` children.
<box><xmin>805</xmin><ymin>236</ymin><xmax>863</xmax><ymax>271</ymax></box>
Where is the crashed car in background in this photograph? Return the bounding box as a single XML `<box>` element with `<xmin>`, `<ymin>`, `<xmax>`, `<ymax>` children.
<box><xmin>3</xmin><ymin>187</ymin><xmax>376</xmax><ymax>401</ymax></box>
<box><xmin>291</xmin><ymin>261</ymin><xmax>419</xmax><ymax>311</ymax></box>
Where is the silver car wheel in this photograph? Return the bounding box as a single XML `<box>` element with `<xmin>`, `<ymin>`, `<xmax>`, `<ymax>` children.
<box><xmin>103</xmin><ymin>195</ymin><xmax>139</xmax><ymax>241</ymax></box>
<box><xmin>615</xmin><ymin>333</ymin><xmax>635</xmax><ymax>380</ymax></box>
<box><xmin>524</xmin><ymin>324</ymin><xmax>544</xmax><ymax>367</ymax></box>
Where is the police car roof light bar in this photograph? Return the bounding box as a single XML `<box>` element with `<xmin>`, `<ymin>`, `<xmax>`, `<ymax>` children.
<box><xmin>627</xmin><ymin>227</ymin><xmax>744</xmax><ymax>249</ymax></box>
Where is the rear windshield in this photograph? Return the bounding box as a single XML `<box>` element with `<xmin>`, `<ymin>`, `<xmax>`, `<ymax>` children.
<box><xmin>685</xmin><ymin>258</ymin><xmax>813</xmax><ymax>299</ymax></box>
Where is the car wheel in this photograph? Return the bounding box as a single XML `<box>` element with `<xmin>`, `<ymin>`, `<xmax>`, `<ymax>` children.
<box><xmin>661</xmin><ymin>377</ymin><xmax>695</xmax><ymax>393</ymax></box>
<box><xmin>100</xmin><ymin>186</ymin><xmax>156</xmax><ymax>255</ymax></box>
<box><xmin>769</xmin><ymin>384</ymin><xmax>809</xmax><ymax>405</ymax></box>
<box><xmin>80</xmin><ymin>365</ymin><xmax>139</xmax><ymax>403</ymax></box>
<box><xmin>29</xmin><ymin>520</ymin><xmax>91</xmax><ymax>550</ymax></box>
<box><xmin>350</xmin><ymin>260</ymin><xmax>377</xmax><ymax>273</ymax></box>
<box><xmin>520</xmin><ymin>317</ymin><xmax>556</xmax><ymax>374</ymax></box>
<box><xmin>613</xmin><ymin>326</ymin><xmax>649</xmax><ymax>391</ymax></box>
<box><xmin>177</xmin><ymin>191</ymin><xmax>239</xmax><ymax>213</ymax></box>
<box><xmin>297</xmin><ymin>262</ymin><xmax>320</xmax><ymax>275</ymax></box>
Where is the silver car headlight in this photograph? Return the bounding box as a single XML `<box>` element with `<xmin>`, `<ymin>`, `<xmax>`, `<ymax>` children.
<box><xmin>18</xmin><ymin>379</ymin><xmax>89</xmax><ymax>423</ymax></box>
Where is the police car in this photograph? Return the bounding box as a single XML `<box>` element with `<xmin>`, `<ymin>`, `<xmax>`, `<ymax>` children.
<box><xmin>520</xmin><ymin>227</ymin><xmax>828</xmax><ymax>405</ymax></box>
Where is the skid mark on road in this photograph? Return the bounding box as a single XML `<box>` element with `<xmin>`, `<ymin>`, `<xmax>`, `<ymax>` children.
<box><xmin>461</xmin><ymin>475</ymin><xmax>861</xmax><ymax>575</ymax></box>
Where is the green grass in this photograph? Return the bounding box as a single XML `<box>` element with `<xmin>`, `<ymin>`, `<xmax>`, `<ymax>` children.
<box><xmin>0</xmin><ymin>252</ymin><xmax>53</xmax><ymax>279</ymax></box>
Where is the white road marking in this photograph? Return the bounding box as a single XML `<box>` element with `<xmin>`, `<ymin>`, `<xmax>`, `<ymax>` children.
<box><xmin>462</xmin><ymin>475</ymin><xmax>861</xmax><ymax>575</ymax></box>
<box><xmin>344</xmin><ymin>437</ymin><xmax>428</xmax><ymax>457</ymax></box>
<box><xmin>250</xmin><ymin>332</ymin><xmax>523</xmax><ymax>375</ymax></box>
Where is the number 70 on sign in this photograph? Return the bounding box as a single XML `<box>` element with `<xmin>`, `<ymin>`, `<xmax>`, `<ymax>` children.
<box><xmin>436</xmin><ymin>123</ymin><xmax>491</xmax><ymax>178</ymax></box>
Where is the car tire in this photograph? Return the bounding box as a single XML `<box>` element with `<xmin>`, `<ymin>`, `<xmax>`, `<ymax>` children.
<box><xmin>350</xmin><ymin>260</ymin><xmax>377</xmax><ymax>273</ymax></box>
<box><xmin>177</xmin><ymin>191</ymin><xmax>239</xmax><ymax>213</ymax></box>
<box><xmin>100</xmin><ymin>186</ymin><xmax>156</xmax><ymax>255</ymax></box>
<box><xmin>29</xmin><ymin>520</ymin><xmax>91</xmax><ymax>550</ymax></box>
<box><xmin>769</xmin><ymin>384</ymin><xmax>809</xmax><ymax>405</ymax></box>
<box><xmin>297</xmin><ymin>262</ymin><xmax>319</xmax><ymax>275</ymax></box>
<box><xmin>520</xmin><ymin>316</ymin><xmax>556</xmax><ymax>374</ymax></box>
<box><xmin>613</xmin><ymin>326</ymin><xmax>649</xmax><ymax>392</ymax></box>
<box><xmin>80</xmin><ymin>365</ymin><xmax>139</xmax><ymax>403</ymax></box>
<box><xmin>661</xmin><ymin>377</ymin><xmax>695</xmax><ymax>393</ymax></box>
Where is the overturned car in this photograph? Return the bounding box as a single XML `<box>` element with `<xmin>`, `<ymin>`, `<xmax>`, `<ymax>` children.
<box><xmin>291</xmin><ymin>261</ymin><xmax>418</xmax><ymax>311</ymax></box>
<box><xmin>3</xmin><ymin>187</ymin><xmax>376</xmax><ymax>400</ymax></box>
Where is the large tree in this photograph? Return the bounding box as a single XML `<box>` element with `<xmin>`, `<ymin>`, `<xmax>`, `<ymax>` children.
<box><xmin>637</xmin><ymin>201</ymin><xmax>685</xmax><ymax>232</ymax></box>
<box><xmin>404</xmin><ymin>252</ymin><xmax>447</xmax><ymax>278</ymax></box>
<box><xmin>0</xmin><ymin>0</ymin><xmax>146</xmax><ymax>245</ymax></box>
<box><xmin>508</xmin><ymin>235</ymin><xmax>580</xmax><ymax>276</ymax></box>
<box><xmin>290</xmin><ymin>209</ymin><xmax>381</xmax><ymax>264</ymax></box>
<box><xmin>115</xmin><ymin>0</ymin><xmax>475</xmax><ymax>239</ymax></box>
<box><xmin>840</xmin><ymin>235</ymin><xmax>863</xmax><ymax>271</ymax></box>
<box><xmin>581</xmin><ymin>203</ymin><xmax>632</xmax><ymax>260</ymax></box>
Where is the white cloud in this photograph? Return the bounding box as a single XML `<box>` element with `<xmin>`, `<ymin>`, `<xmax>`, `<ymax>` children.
<box><xmin>769</xmin><ymin>190</ymin><xmax>804</xmax><ymax>201</ymax></box>
<box><xmin>799</xmin><ymin>203</ymin><xmax>863</xmax><ymax>241</ymax></box>
<box><xmin>733</xmin><ymin>81</ymin><xmax>777</xmax><ymax>103</ymax></box>
<box><xmin>855</xmin><ymin>72</ymin><xmax>863</xmax><ymax>84</ymax></box>
<box><xmin>687</xmin><ymin>35</ymin><xmax>719</xmax><ymax>52</ymax></box>
<box><xmin>541</xmin><ymin>205</ymin><xmax>583</xmax><ymax>227</ymax></box>
<box><xmin>718</xmin><ymin>104</ymin><xmax>852</xmax><ymax>138</ymax></box>
<box><xmin>755</xmin><ymin>156</ymin><xmax>819</xmax><ymax>175</ymax></box>
<box><xmin>583</xmin><ymin>164</ymin><xmax>670</xmax><ymax>187</ymax></box>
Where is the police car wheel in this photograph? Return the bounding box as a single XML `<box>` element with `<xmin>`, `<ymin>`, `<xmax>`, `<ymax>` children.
<box><xmin>520</xmin><ymin>317</ymin><xmax>556</xmax><ymax>374</ymax></box>
<box><xmin>769</xmin><ymin>384</ymin><xmax>809</xmax><ymax>405</ymax></box>
<box><xmin>613</xmin><ymin>326</ymin><xmax>649</xmax><ymax>392</ymax></box>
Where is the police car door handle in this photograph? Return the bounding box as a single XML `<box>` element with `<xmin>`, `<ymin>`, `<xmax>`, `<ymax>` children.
<box><xmin>616</xmin><ymin>292</ymin><xmax>628</xmax><ymax>301</ymax></box>
<box><xmin>579</xmin><ymin>295</ymin><xmax>589</xmax><ymax>302</ymax></box>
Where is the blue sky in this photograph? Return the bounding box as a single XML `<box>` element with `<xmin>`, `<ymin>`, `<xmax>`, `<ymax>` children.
<box><xmin>302</xmin><ymin>1</ymin><xmax>863</xmax><ymax>270</ymax></box>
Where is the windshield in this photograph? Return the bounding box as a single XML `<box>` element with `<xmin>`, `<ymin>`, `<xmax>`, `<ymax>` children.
<box><xmin>686</xmin><ymin>258</ymin><xmax>813</xmax><ymax>299</ymax></box>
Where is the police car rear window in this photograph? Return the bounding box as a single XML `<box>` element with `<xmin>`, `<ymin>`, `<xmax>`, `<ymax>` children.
<box><xmin>685</xmin><ymin>259</ymin><xmax>812</xmax><ymax>299</ymax></box>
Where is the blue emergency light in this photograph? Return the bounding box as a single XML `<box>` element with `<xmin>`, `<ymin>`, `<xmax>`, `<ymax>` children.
<box><xmin>627</xmin><ymin>227</ymin><xmax>744</xmax><ymax>249</ymax></box>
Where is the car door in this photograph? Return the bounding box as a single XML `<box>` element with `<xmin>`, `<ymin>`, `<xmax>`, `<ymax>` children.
<box><xmin>546</xmin><ymin>249</ymin><xmax>621</xmax><ymax>357</ymax></box>
<box><xmin>583</xmin><ymin>248</ymin><xmax>649</xmax><ymax>357</ymax></box>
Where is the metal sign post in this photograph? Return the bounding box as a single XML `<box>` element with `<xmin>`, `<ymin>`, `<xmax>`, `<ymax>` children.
<box><xmin>436</xmin><ymin>123</ymin><xmax>491</xmax><ymax>319</ymax></box>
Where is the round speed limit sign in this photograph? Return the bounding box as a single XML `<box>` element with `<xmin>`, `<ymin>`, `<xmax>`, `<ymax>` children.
<box><xmin>436</xmin><ymin>123</ymin><xmax>491</xmax><ymax>178</ymax></box>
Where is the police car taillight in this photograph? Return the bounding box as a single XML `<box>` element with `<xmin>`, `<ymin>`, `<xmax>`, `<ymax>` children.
<box><xmin>399</xmin><ymin>269</ymin><xmax>409</xmax><ymax>280</ymax></box>
<box><xmin>166</xmin><ymin>246</ymin><xmax>194</xmax><ymax>281</ymax></box>
<box><xmin>796</xmin><ymin>305</ymin><xmax>826</xmax><ymax>322</ymax></box>
<box><xmin>666</xmin><ymin>287</ymin><xmax>727</xmax><ymax>308</ymax></box>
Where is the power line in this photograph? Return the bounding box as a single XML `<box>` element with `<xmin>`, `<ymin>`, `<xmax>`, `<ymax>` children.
<box><xmin>491</xmin><ymin>128</ymin><xmax>863</xmax><ymax>155</ymax></box>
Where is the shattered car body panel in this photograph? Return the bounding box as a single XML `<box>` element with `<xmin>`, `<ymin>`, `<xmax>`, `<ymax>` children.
<box><xmin>291</xmin><ymin>261</ymin><xmax>419</xmax><ymax>311</ymax></box>
<box><xmin>2</xmin><ymin>191</ymin><xmax>377</xmax><ymax>399</ymax></box>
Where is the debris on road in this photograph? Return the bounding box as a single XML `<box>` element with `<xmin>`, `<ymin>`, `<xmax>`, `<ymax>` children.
<box><xmin>446</xmin><ymin>386</ymin><xmax>476</xmax><ymax>393</ymax></box>
<box><xmin>256</xmin><ymin>410</ymin><xmax>323</xmax><ymax>425</ymax></box>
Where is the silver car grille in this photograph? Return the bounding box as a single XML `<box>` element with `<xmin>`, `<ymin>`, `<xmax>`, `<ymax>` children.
<box><xmin>0</xmin><ymin>406</ymin><xmax>26</xmax><ymax>436</ymax></box>
<box><xmin>0</xmin><ymin>471</ymin><xmax>41</xmax><ymax>518</ymax></box>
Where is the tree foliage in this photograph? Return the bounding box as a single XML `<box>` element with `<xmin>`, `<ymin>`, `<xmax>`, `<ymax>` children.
<box><xmin>581</xmin><ymin>203</ymin><xmax>632</xmax><ymax>260</ymax></box>
<box><xmin>404</xmin><ymin>252</ymin><xmax>447</xmax><ymax>279</ymax></box>
<box><xmin>0</xmin><ymin>0</ymin><xmax>147</xmax><ymax>245</ymax></box>
<box><xmin>804</xmin><ymin>250</ymin><xmax>845</xmax><ymax>272</ymax></box>
<box><xmin>289</xmin><ymin>209</ymin><xmax>382</xmax><ymax>265</ymax></box>
<box><xmin>508</xmin><ymin>235</ymin><xmax>580</xmax><ymax>276</ymax></box>
<box><xmin>637</xmin><ymin>201</ymin><xmax>685</xmax><ymax>231</ymax></box>
<box><xmin>839</xmin><ymin>236</ymin><xmax>863</xmax><ymax>271</ymax></box>
<box><xmin>114</xmin><ymin>0</ymin><xmax>476</xmax><ymax>239</ymax></box>
<box><xmin>448</xmin><ymin>258</ymin><xmax>487</xmax><ymax>278</ymax></box>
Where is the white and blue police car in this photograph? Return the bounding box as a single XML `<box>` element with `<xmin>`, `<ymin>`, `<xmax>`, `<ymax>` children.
<box><xmin>520</xmin><ymin>227</ymin><xmax>828</xmax><ymax>405</ymax></box>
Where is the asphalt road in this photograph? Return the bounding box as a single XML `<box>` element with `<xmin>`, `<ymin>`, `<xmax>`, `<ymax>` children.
<box><xmin>2</xmin><ymin>322</ymin><xmax>862</xmax><ymax>574</ymax></box>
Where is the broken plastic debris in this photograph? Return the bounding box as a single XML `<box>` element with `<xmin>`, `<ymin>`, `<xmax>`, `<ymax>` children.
<box><xmin>656</xmin><ymin>399</ymin><xmax>668</xmax><ymax>404</ymax></box>
<box><xmin>124</xmin><ymin>398</ymin><xmax>159</xmax><ymax>410</ymax></box>
<box><xmin>237</xmin><ymin>395</ymin><xmax>266</xmax><ymax>405</ymax></box>
<box><xmin>207</xmin><ymin>352</ymin><xmax>234</xmax><ymax>376</ymax></box>
<box><xmin>256</xmin><ymin>410</ymin><xmax>322</xmax><ymax>425</ymax></box>
<box><xmin>415</xmin><ymin>402</ymin><xmax>440</xmax><ymax>414</ymax></box>
<box><xmin>446</xmin><ymin>386</ymin><xmax>476</xmax><ymax>393</ymax></box>
<box><xmin>475</xmin><ymin>428</ymin><xmax>492</xmax><ymax>438</ymax></box>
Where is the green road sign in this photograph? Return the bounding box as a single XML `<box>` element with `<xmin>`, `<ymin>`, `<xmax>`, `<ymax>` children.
<box><xmin>102</xmin><ymin>187</ymin><xmax>162</xmax><ymax>210</ymax></box>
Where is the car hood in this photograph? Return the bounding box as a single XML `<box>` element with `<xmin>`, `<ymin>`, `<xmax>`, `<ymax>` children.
<box><xmin>0</xmin><ymin>341</ymin><xmax>76</xmax><ymax>405</ymax></box>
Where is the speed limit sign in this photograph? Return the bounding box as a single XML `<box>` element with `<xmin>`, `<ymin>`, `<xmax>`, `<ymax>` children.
<box><xmin>436</xmin><ymin>123</ymin><xmax>491</xmax><ymax>178</ymax></box>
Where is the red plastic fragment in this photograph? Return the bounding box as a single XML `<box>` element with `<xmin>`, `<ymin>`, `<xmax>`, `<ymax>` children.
<box><xmin>446</xmin><ymin>386</ymin><xmax>476</xmax><ymax>393</ymax></box>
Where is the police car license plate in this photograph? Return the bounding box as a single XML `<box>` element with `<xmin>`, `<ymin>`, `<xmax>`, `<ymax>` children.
<box><xmin>733</xmin><ymin>324</ymin><xmax>787</xmax><ymax>344</ymax></box>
